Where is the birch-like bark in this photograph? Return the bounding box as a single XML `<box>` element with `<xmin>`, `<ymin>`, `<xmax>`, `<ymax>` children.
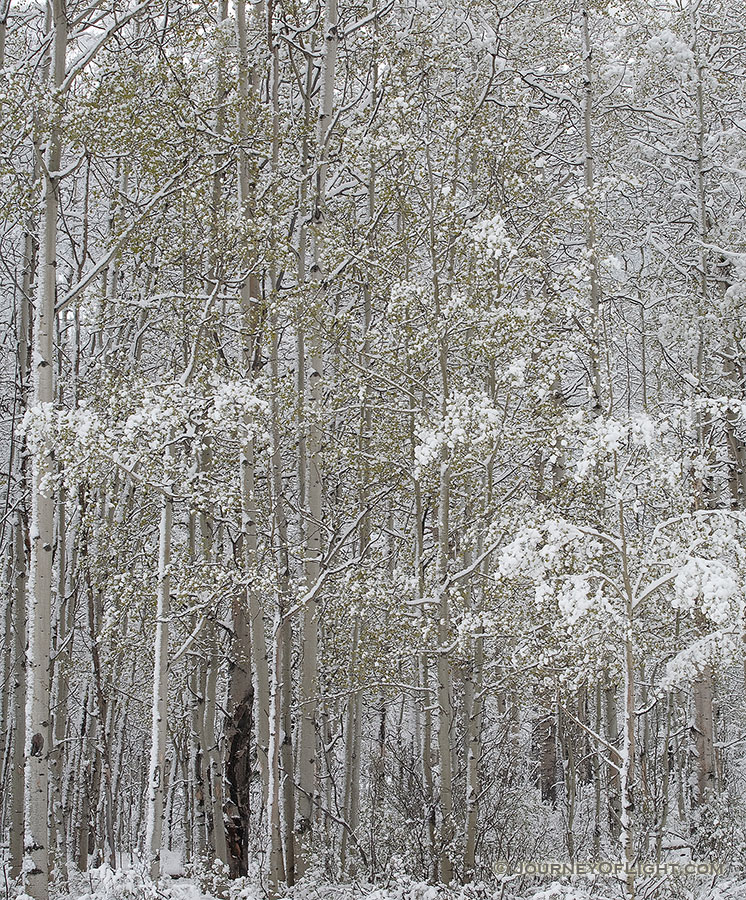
<box><xmin>72</xmin><ymin>686</ymin><xmax>92</xmax><ymax>871</ymax></box>
<box><xmin>340</xmin><ymin>114</ymin><xmax>375</xmax><ymax>873</ymax></box>
<box><xmin>411</xmin><ymin>420</ymin><xmax>436</xmax><ymax>878</ymax></box>
<box><xmin>9</xmin><ymin>514</ymin><xmax>27</xmax><ymax>878</ymax></box>
<box><xmin>689</xmin><ymin>2</ymin><xmax>717</xmax><ymax>813</ymax></box>
<box><xmin>267</xmin><ymin>608</ymin><xmax>286</xmax><ymax>894</ymax></box>
<box><xmin>463</xmin><ymin>544</ymin><xmax>484</xmax><ymax>879</ymax></box>
<box><xmin>223</xmin><ymin>1</ymin><xmax>262</xmax><ymax>877</ymax></box>
<box><xmin>605</xmin><ymin>684</ymin><xmax>622</xmax><ymax>842</ymax></box>
<box><xmin>25</xmin><ymin>2</ymin><xmax>66</xmax><ymax>895</ymax></box>
<box><xmin>8</xmin><ymin>140</ymin><xmax>33</xmax><ymax>880</ymax></box>
<box><xmin>425</xmin><ymin>145</ymin><xmax>455</xmax><ymax>883</ymax></box>
<box><xmin>296</xmin><ymin>0</ymin><xmax>338</xmax><ymax>875</ymax></box>
<box><xmin>80</xmin><ymin>491</ymin><xmax>116</xmax><ymax>870</ymax></box>
<box><xmin>534</xmin><ymin>711</ymin><xmax>557</xmax><ymax>806</ymax></box>
<box><xmin>188</xmin><ymin>624</ymin><xmax>207</xmax><ymax>860</ymax></box>
<box><xmin>236</xmin><ymin>0</ymin><xmax>271</xmax><ymax>815</ymax></box>
<box><xmin>580</xmin><ymin>0</ymin><xmax>602</xmax><ymax>418</ymax></box>
<box><xmin>145</xmin><ymin>486</ymin><xmax>172</xmax><ymax>879</ymax></box>
<box><xmin>339</xmin><ymin>608</ymin><xmax>362</xmax><ymax>875</ymax></box>
<box><xmin>204</xmin><ymin>622</ymin><xmax>228</xmax><ymax>864</ymax></box>
<box><xmin>266</xmin><ymin>23</ymin><xmax>289</xmax><ymax>891</ymax></box>
<box><xmin>197</xmin><ymin>0</ymin><xmax>229</xmax><ymax>868</ymax></box>
<box><xmin>50</xmin><ymin>493</ymin><xmax>71</xmax><ymax>884</ymax></box>
<box><xmin>0</xmin><ymin>569</ymin><xmax>10</xmax><ymax>833</ymax></box>
<box><xmin>618</xmin><ymin>501</ymin><xmax>636</xmax><ymax>900</ymax></box>
<box><xmin>691</xmin><ymin>665</ymin><xmax>715</xmax><ymax>805</ymax></box>
<box><xmin>435</xmin><ymin>388</ymin><xmax>454</xmax><ymax>882</ymax></box>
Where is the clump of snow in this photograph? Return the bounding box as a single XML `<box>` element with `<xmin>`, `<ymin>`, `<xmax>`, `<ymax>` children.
<box><xmin>660</xmin><ymin>632</ymin><xmax>739</xmax><ymax>692</ymax></box>
<box><xmin>574</xmin><ymin>414</ymin><xmax>656</xmax><ymax>479</ymax></box>
<box><xmin>471</xmin><ymin>213</ymin><xmax>515</xmax><ymax>261</ymax></box>
<box><xmin>646</xmin><ymin>29</ymin><xmax>696</xmax><ymax>81</ymax></box>
<box><xmin>498</xmin><ymin>519</ymin><xmax>586</xmax><ymax>582</ymax></box>
<box><xmin>673</xmin><ymin>557</ymin><xmax>742</xmax><ymax>626</ymax></box>
<box><xmin>556</xmin><ymin>574</ymin><xmax>597</xmax><ymax>625</ymax></box>
<box><xmin>529</xmin><ymin>882</ymin><xmax>595</xmax><ymax>900</ymax></box>
<box><xmin>413</xmin><ymin>391</ymin><xmax>503</xmax><ymax>477</ymax></box>
<box><xmin>206</xmin><ymin>375</ymin><xmax>269</xmax><ymax>440</ymax></box>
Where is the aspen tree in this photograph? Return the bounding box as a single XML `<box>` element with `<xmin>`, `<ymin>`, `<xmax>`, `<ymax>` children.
<box><xmin>8</xmin><ymin>144</ymin><xmax>33</xmax><ymax>880</ymax></box>
<box><xmin>266</xmin><ymin>13</ymin><xmax>288</xmax><ymax>890</ymax></box>
<box><xmin>145</xmin><ymin>482</ymin><xmax>173</xmax><ymax>880</ymax></box>
<box><xmin>9</xmin><ymin>514</ymin><xmax>26</xmax><ymax>878</ymax></box>
<box><xmin>223</xmin><ymin>0</ymin><xmax>266</xmax><ymax>875</ymax></box>
<box><xmin>689</xmin><ymin>0</ymin><xmax>717</xmax><ymax>811</ymax></box>
<box><xmin>296</xmin><ymin>0</ymin><xmax>338</xmax><ymax>875</ymax></box>
<box><xmin>24</xmin><ymin>0</ymin><xmax>66</xmax><ymax>894</ymax></box>
<box><xmin>463</xmin><ymin>540</ymin><xmax>484</xmax><ymax>878</ymax></box>
<box><xmin>340</xmin><ymin>11</ymin><xmax>377</xmax><ymax>871</ymax></box>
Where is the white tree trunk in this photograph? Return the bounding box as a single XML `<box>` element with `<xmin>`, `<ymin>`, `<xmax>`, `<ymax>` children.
<box><xmin>50</xmin><ymin>494</ymin><xmax>71</xmax><ymax>885</ymax></box>
<box><xmin>145</xmin><ymin>488</ymin><xmax>172</xmax><ymax>879</ymax></box>
<box><xmin>25</xmin><ymin>3</ymin><xmax>66</xmax><ymax>895</ymax></box>
<box><xmin>692</xmin><ymin>666</ymin><xmax>715</xmax><ymax>805</ymax></box>
<box><xmin>580</xmin><ymin>0</ymin><xmax>602</xmax><ymax>417</ymax></box>
<box><xmin>10</xmin><ymin>513</ymin><xmax>27</xmax><ymax>878</ymax></box>
<box><xmin>267</xmin><ymin>608</ymin><xmax>286</xmax><ymax>894</ymax></box>
<box><xmin>296</xmin><ymin>0</ymin><xmax>338</xmax><ymax>875</ymax></box>
<box><xmin>203</xmin><ymin>625</ymin><xmax>228</xmax><ymax>864</ymax></box>
<box><xmin>464</xmin><ymin>550</ymin><xmax>484</xmax><ymax>878</ymax></box>
<box><xmin>236</xmin><ymin>0</ymin><xmax>271</xmax><ymax>814</ymax></box>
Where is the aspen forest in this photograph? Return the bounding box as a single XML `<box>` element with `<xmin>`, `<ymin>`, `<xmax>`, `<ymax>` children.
<box><xmin>1</xmin><ymin>0</ymin><xmax>746</xmax><ymax>898</ymax></box>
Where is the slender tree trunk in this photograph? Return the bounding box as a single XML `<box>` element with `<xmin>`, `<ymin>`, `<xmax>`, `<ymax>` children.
<box><xmin>267</xmin><ymin>608</ymin><xmax>286</xmax><ymax>894</ymax></box>
<box><xmin>463</xmin><ymin>554</ymin><xmax>484</xmax><ymax>879</ymax></box>
<box><xmin>340</xmin><ymin>163</ymin><xmax>374</xmax><ymax>873</ymax></box>
<box><xmin>196</xmin><ymin>471</ymin><xmax>227</xmax><ymax>865</ymax></box>
<box><xmin>82</xmin><ymin>497</ymin><xmax>116</xmax><ymax>869</ymax></box>
<box><xmin>618</xmin><ymin>501</ymin><xmax>637</xmax><ymax>900</ymax></box>
<box><xmin>691</xmin><ymin>665</ymin><xmax>715</xmax><ymax>806</ymax></box>
<box><xmin>9</xmin><ymin>514</ymin><xmax>27</xmax><ymax>878</ymax></box>
<box><xmin>535</xmin><ymin>709</ymin><xmax>557</xmax><ymax>806</ymax></box>
<box><xmin>50</xmin><ymin>492</ymin><xmax>71</xmax><ymax>885</ymax></box>
<box><xmin>605</xmin><ymin>684</ymin><xmax>622</xmax><ymax>843</ymax></box>
<box><xmin>431</xmin><ymin>210</ymin><xmax>454</xmax><ymax>888</ymax></box>
<box><xmin>0</xmin><ymin>567</ymin><xmax>10</xmax><ymax>837</ymax></box>
<box><xmin>688</xmin><ymin>7</ymin><xmax>717</xmax><ymax>822</ymax></box>
<box><xmin>204</xmin><ymin>624</ymin><xmax>228</xmax><ymax>865</ymax></box>
<box><xmin>74</xmin><ymin>687</ymin><xmax>94</xmax><ymax>872</ymax></box>
<box><xmin>412</xmin><ymin>447</ymin><xmax>436</xmax><ymax>879</ymax></box>
<box><xmin>25</xmin><ymin>3</ymin><xmax>66</xmax><ymax>895</ymax></box>
<box><xmin>145</xmin><ymin>487</ymin><xmax>172</xmax><ymax>879</ymax></box>
<box><xmin>656</xmin><ymin>692</ymin><xmax>673</xmax><ymax>863</ymax></box>
<box><xmin>593</xmin><ymin>683</ymin><xmax>602</xmax><ymax>856</ymax></box>
<box><xmin>237</xmin><ymin>0</ymin><xmax>270</xmax><ymax>814</ymax></box>
<box><xmin>296</xmin><ymin>0</ymin><xmax>338</xmax><ymax>876</ymax></box>
<box><xmin>580</xmin><ymin>0</ymin><xmax>602</xmax><ymax>418</ymax></box>
<box><xmin>9</xmin><ymin>160</ymin><xmax>32</xmax><ymax>879</ymax></box>
<box><xmin>339</xmin><ymin>610</ymin><xmax>362</xmax><ymax>875</ymax></box>
<box><xmin>189</xmin><ymin>653</ymin><xmax>208</xmax><ymax>860</ymax></box>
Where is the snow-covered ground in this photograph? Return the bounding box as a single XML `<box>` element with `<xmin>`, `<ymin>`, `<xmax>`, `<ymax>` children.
<box><xmin>9</xmin><ymin>857</ymin><xmax>740</xmax><ymax>900</ymax></box>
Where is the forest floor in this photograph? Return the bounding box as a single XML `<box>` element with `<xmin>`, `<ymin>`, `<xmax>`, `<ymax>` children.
<box><xmin>27</xmin><ymin>856</ymin><xmax>743</xmax><ymax>900</ymax></box>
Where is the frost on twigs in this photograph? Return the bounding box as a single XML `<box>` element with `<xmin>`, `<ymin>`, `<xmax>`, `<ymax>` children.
<box><xmin>573</xmin><ymin>412</ymin><xmax>657</xmax><ymax>481</ymax></box>
<box><xmin>19</xmin><ymin>375</ymin><xmax>271</xmax><ymax>505</ymax></box>
<box><xmin>673</xmin><ymin>557</ymin><xmax>743</xmax><ymax>628</ymax></box>
<box><xmin>660</xmin><ymin>633</ymin><xmax>740</xmax><ymax>694</ymax></box>
<box><xmin>470</xmin><ymin>212</ymin><xmax>516</xmax><ymax>262</ymax></box>
<box><xmin>497</xmin><ymin>517</ymin><xmax>605</xmax><ymax>626</ymax></box>
<box><xmin>496</xmin><ymin>503</ymin><xmax>746</xmax><ymax>702</ymax></box>
<box><xmin>413</xmin><ymin>390</ymin><xmax>503</xmax><ymax>479</ymax></box>
<box><xmin>646</xmin><ymin>29</ymin><xmax>696</xmax><ymax>83</ymax></box>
